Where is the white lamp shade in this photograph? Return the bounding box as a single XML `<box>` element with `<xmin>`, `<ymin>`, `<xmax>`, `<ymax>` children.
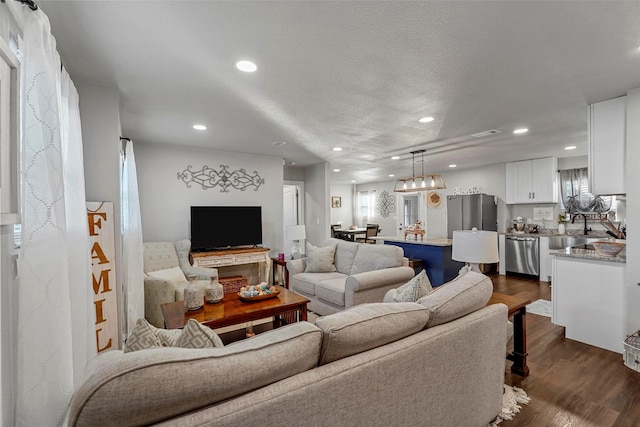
<box><xmin>286</xmin><ymin>224</ymin><xmax>306</xmax><ymax>241</ymax></box>
<box><xmin>452</xmin><ymin>229</ymin><xmax>499</xmax><ymax>264</ymax></box>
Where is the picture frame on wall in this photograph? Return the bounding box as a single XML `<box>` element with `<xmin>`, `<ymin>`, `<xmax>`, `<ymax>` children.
<box><xmin>331</xmin><ymin>196</ymin><xmax>342</xmax><ymax>208</ymax></box>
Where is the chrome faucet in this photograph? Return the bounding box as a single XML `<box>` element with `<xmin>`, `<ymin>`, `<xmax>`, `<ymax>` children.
<box><xmin>571</xmin><ymin>213</ymin><xmax>591</xmax><ymax>235</ymax></box>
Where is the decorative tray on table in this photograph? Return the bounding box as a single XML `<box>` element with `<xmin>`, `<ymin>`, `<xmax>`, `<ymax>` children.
<box><xmin>238</xmin><ymin>283</ymin><xmax>280</xmax><ymax>302</ymax></box>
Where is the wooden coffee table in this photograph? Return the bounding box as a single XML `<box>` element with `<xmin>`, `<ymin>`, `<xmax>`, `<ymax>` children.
<box><xmin>161</xmin><ymin>286</ymin><xmax>309</xmax><ymax>332</ymax></box>
<box><xmin>488</xmin><ymin>292</ymin><xmax>531</xmax><ymax>377</ymax></box>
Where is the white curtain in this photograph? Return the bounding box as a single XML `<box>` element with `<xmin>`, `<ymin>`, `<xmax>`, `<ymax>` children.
<box><xmin>120</xmin><ymin>140</ymin><xmax>144</xmax><ymax>336</ymax></box>
<box><xmin>14</xmin><ymin>6</ymin><xmax>94</xmax><ymax>426</ymax></box>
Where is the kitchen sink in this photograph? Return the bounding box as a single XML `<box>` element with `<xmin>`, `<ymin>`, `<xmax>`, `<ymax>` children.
<box><xmin>547</xmin><ymin>236</ymin><xmax>602</xmax><ymax>250</ymax></box>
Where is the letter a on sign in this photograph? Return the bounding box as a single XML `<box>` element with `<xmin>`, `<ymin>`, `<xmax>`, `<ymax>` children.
<box><xmin>87</xmin><ymin>202</ymin><xmax>119</xmax><ymax>351</ymax></box>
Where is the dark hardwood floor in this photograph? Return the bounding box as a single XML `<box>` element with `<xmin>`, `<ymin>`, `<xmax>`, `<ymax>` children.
<box><xmin>491</xmin><ymin>273</ymin><xmax>640</xmax><ymax>426</ymax></box>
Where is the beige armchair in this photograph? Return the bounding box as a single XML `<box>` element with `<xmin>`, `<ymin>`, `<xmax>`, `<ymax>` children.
<box><xmin>143</xmin><ymin>239</ymin><xmax>218</xmax><ymax>327</ymax></box>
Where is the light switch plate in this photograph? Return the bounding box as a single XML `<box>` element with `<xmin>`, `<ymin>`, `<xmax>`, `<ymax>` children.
<box><xmin>533</xmin><ymin>207</ymin><xmax>554</xmax><ymax>221</ymax></box>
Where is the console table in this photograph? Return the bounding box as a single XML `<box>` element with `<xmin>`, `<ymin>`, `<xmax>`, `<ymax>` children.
<box><xmin>191</xmin><ymin>247</ymin><xmax>271</xmax><ymax>284</ymax></box>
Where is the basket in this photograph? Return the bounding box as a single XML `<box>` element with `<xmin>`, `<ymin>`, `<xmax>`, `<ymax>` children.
<box><xmin>219</xmin><ymin>276</ymin><xmax>248</xmax><ymax>295</ymax></box>
<box><xmin>624</xmin><ymin>331</ymin><xmax>640</xmax><ymax>372</ymax></box>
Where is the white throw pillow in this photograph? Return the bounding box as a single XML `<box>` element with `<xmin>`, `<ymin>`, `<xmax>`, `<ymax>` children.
<box><xmin>147</xmin><ymin>266</ymin><xmax>187</xmax><ymax>283</ymax></box>
<box><xmin>304</xmin><ymin>242</ymin><xmax>338</xmax><ymax>273</ymax></box>
<box><xmin>383</xmin><ymin>270</ymin><xmax>432</xmax><ymax>303</ymax></box>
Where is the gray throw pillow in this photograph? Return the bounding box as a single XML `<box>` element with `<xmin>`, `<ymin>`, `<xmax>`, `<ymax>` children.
<box><xmin>383</xmin><ymin>270</ymin><xmax>432</xmax><ymax>303</ymax></box>
<box><xmin>304</xmin><ymin>242</ymin><xmax>338</xmax><ymax>273</ymax></box>
<box><xmin>124</xmin><ymin>318</ymin><xmax>223</xmax><ymax>353</ymax></box>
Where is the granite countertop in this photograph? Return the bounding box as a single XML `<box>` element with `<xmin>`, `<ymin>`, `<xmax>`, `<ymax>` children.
<box><xmin>550</xmin><ymin>248</ymin><xmax>626</xmax><ymax>264</ymax></box>
<box><xmin>501</xmin><ymin>231</ymin><xmax>611</xmax><ymax>238</ymax></box>
<box><xmin>372</xmin><ymin>236</ymin><xmax>453</xmax><ymax>247</ymax></box>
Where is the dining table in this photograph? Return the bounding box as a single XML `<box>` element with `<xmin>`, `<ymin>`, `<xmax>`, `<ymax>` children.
<box><xmin>335</xmin><ymin>227</ymin><xmax>367</xmax><ymax>241</ymax></box>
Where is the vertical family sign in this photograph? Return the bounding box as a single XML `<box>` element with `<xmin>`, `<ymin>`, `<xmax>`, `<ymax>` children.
<box><xmin>87</xmin><ymin>202</ymin><xmax>119</xmax><ymax>352</ymax></box>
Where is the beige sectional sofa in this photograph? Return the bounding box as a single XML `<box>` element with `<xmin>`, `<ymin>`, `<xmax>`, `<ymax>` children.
<box><xmin>287</xmin><ymin>238</ymin><xmax>415</xmax><ymax>315</ymax></box>
<box><xmin>68</xmin><ymin>272</ymin><xmax>507</xmax><ymax>427</ymax></box>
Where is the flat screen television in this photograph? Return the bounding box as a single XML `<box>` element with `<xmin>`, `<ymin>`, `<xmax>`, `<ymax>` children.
<box><xmin>190</xmin><ymin>206</ymin><xmax>262</xmax><ymax>251</ymax></box>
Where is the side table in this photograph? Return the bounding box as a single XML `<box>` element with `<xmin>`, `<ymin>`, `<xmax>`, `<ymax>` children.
<box><xmin>487</xmin><ymin>292</ymin><xmax>531</xmax><ymax>377</ymax></box>
<box><xmin>271</xmin><ymin>257</ymin><xmax>289</xmax><ymax>289</ymax></box>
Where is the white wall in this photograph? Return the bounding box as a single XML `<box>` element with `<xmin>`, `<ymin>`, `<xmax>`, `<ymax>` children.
<box><xmin>76</xmin><ymin>79</ymin><xmax>124</xmax><ymax>344</ymax></box>
<box><xmin>302</xmin><ymin>162</ymin><xmax>330</xmax><ymax>246</ymax></box>
<box><xmin>135</xmin><ymin>143</ymin><xmax>284</xmax><ymax>256</ymax></box>
<box><xmin>329</xmin><ymin>184</ymin><xmax>354</xmax><ymax>226</ymax></box>
<box><xmin>353</xmin><ymin>164</ymin><xmax>506</xmax><ymax>238</ymax></box>
<box><xmin>354</xmin><ymin>180</ymin><xmax>398</xmax><ymax>236</ymax></box>
<box><xmin>626</xmin><ymin>87</ymin><xmax>640</xmax><ymax>334</ymax></box>
<box><xmin>426</xmin><ymin>163</ymin><xmax>507</xmax><ymax>237</ymax></box>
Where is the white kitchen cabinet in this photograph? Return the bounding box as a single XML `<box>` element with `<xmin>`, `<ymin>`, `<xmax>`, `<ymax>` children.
<box><xmin>505</xmin><ymin>157</ymin><xmax>558</xmax><ymax>204</ymax></box>
<box><xmin>552</xmin><ymin>255</ymin><xmax>625</xmax><ymax>353</ymax></box>
<box><xmin>589</xmin><ymin>96</ymin><xmax>626</xmax><ymax>195</ymax></box>
<box><xmin>538</xmin><ymin>236</ymin><xmax>551</xmax><ymax>282</ymax></box>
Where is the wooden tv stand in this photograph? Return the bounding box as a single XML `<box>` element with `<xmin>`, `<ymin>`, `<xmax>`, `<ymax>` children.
<box><xmin>191</xmin><ymin>247</ymin><xmax>271</xmax><ymax>284</ymax></box>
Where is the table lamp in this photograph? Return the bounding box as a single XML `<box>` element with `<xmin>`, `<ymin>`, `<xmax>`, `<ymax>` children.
<box><xmin>286</xmin><ymin>224</ymin><xmax>306</xmax><ymax>259</ymax></box>
<box><xmin>452</xmin><ymin>228</ymin><xmax>499</xmax><ymax>274</ymax></box>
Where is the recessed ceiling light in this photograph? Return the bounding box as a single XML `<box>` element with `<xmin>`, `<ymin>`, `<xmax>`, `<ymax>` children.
<box><xmin>236</xmin><ymin>60</ymin><xmax>257</xmax><ymax>72</ymax></box>
<box><xmin>449</xmin><ymin>164</ymin><xmax>457</xmax><ymax>168</ymax></box>
<box><xmin>193</xmin><ymin>124</ymin><xmax>207</xmax><ymax>130</ymax></box>
<box><xmin>565</xmin><ymin>145</ymin><xmax>577</xmax><ymax>150</ymax></box>
<box><xmin>333</xmin><ymin>147</ymin><xmax>343</xmax><ymax>151</ymax></box>
<box><xmin>419</xmin><ymin>116</ymin><xmax>434</xmax><ymax>123</ymax></box>
<box><xmin>271</xmin><ymin>141</ymin><xmax>287</xmax><ymax>146</ymax></box>
<box><xmin>513</xmin><ymin>128</ymin><xmax>529</xmax><ymax>135</ymax></box>
<box><xmin>351</xmin><ymin>180</ymin><xmax>356</xmax><ymax>183</ymax></box>
<box><xmin>388</xmin><ymin>174</ymin><xmax>395</xmax><ymax>177</ymax></box>
<box><xmin>333</xmin><ymin>169</ymin><xmax>340</xmax><ymax>172</ymax></box>
<box><xmin>391</xmin><ymin>156</ymin><xmax>400</xmax><ymax>160</ymax></box>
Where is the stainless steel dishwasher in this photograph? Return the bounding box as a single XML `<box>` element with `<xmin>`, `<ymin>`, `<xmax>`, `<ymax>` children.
<box><xmin>505</xmin><ymin>235</ymin><xmax>539</xmax><ymax>276</ymax></box>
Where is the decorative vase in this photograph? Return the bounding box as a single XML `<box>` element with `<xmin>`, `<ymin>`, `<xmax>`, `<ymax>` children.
<box><xmin>205</xmin><ymin>278</ymin><xmax>224</xmax><ymax>304</ymax></box>
<box><xmin>184</xmin><ymin>276</ymin><xmax>204</xmax><ymax>310</ymax></box>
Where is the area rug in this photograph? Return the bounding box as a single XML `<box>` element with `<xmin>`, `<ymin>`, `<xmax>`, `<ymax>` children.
<box><xmin>489</xmin><ymin>385</ymin><xmax>531</xmax><ymax>426</ymax></box>
<box><xmin>526</xmin><ymin>298</ymin><xmax>552</xmax><ymax>317</ymax></box>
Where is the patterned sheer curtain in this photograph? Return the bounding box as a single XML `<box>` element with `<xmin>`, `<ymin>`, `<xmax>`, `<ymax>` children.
<box><xmin>120</xmin><ymin>140</ymin><xmax>144</xmax><ymax>336</ymax></box>
<box><xmin>559</xmin><ymin>168</ymin><xmax>612</xmax><ymax>214</ymax></box>
<box><xmin>13</xmin><ymin>5</ymin><xmax>94</xmax><ymax>425</ymax></box>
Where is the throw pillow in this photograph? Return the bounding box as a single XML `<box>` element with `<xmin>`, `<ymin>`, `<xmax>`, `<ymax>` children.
<box><xmin>383</xmin><ymin>270</ymin><xmax>433</xmax><ymax>303</ymax></box>
<box><xmin>124</xmin><ymin>318</ymin><xmax>224</xmax><ymax>353</ymax></box>
<box><xmin>124</xmin><ymin>318</ymin><xmax>164</xmax><ymax>353</ymax></box>
<box><xmin>176</xmin><ymin>319</ymin><xmax>224</xmax><ymax>348</ymax></box>
<box><xmin>147</xmin><ymin>266</ymin><xmax>187</xmax><ymax>283</ymax></box>
<box><xmin>304</xmin><ymin>242</ymin><xmax>338</xmax><ymax>273</ymax></box>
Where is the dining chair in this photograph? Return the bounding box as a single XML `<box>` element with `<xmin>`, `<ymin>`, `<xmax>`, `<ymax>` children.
<box><xmin>331</xmin><ymin>224</ymin><xmax>346</xmax><ymax>240</ymax></box>
<box><xmin>356</xmin><ymin>224</ymin><xmax>379</xmax><ymax>244</ymax></box>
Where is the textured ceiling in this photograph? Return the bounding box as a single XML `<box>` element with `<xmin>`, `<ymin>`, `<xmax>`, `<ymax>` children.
<box><xmin>40</xmin><ymin>1</ymin><xmax>640</xmax><ymax>184</ymax></box>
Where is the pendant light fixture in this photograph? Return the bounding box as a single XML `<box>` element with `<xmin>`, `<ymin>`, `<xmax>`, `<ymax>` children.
<box><xmin>393</xmin><ymin>149</ymin><xmax>446</xmax><ymax>192</ymax></box>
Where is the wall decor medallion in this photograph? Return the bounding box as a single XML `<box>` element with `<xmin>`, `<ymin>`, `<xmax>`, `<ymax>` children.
<box><xmin>427</xmin><ymin>191</ymin><xmax>442</xmax><ymax>207</ymax></box>
<box><xmin>376</xmin><ymin>190</ymin><xmax>396</xmax><ymax>218</ymax></box>
<box><xmin>177</xmin><ymin>165</ymin><xmax>264</xmax><ymax>192</ymax></box>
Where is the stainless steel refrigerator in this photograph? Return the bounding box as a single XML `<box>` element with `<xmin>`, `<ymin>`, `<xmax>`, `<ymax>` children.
<box><xmin>446</xmin><ymin>194</ymin><xmax>497</xmax><ymax>238</ymax></box>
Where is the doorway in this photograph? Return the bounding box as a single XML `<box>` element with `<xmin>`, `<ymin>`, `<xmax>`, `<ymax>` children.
<box><xmin>283</xmin><ymin>181</ymin><xmax>305</xmax><ymax>258</ymax></box>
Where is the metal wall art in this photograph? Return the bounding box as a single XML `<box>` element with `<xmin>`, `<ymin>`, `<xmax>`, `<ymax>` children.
<box><xmin>177</xmin><ymin>165</ymin><xmax>265</xmax><ymax>192</ymax></box>
<box><xmin>376</xmin><ymin>190</ymin><xmax>396</xmax><ymax>218</ymax></box>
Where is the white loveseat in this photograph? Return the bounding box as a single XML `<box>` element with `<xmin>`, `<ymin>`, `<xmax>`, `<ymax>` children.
<box><xmin>287</xmin><ymin>238</ymin><xmax>415</xmax><ymax>315</ymax></box>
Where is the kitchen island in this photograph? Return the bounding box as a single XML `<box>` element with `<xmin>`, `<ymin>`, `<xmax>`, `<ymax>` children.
<box><xmin>372</xmin><ymin>236</ymin><xmax>463</xmax><ymax>286</ymax></box>
<box><xmin>551</xmin><ymin>246</ymin><xmax>626</xmax><ymax>353</ymax></box>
